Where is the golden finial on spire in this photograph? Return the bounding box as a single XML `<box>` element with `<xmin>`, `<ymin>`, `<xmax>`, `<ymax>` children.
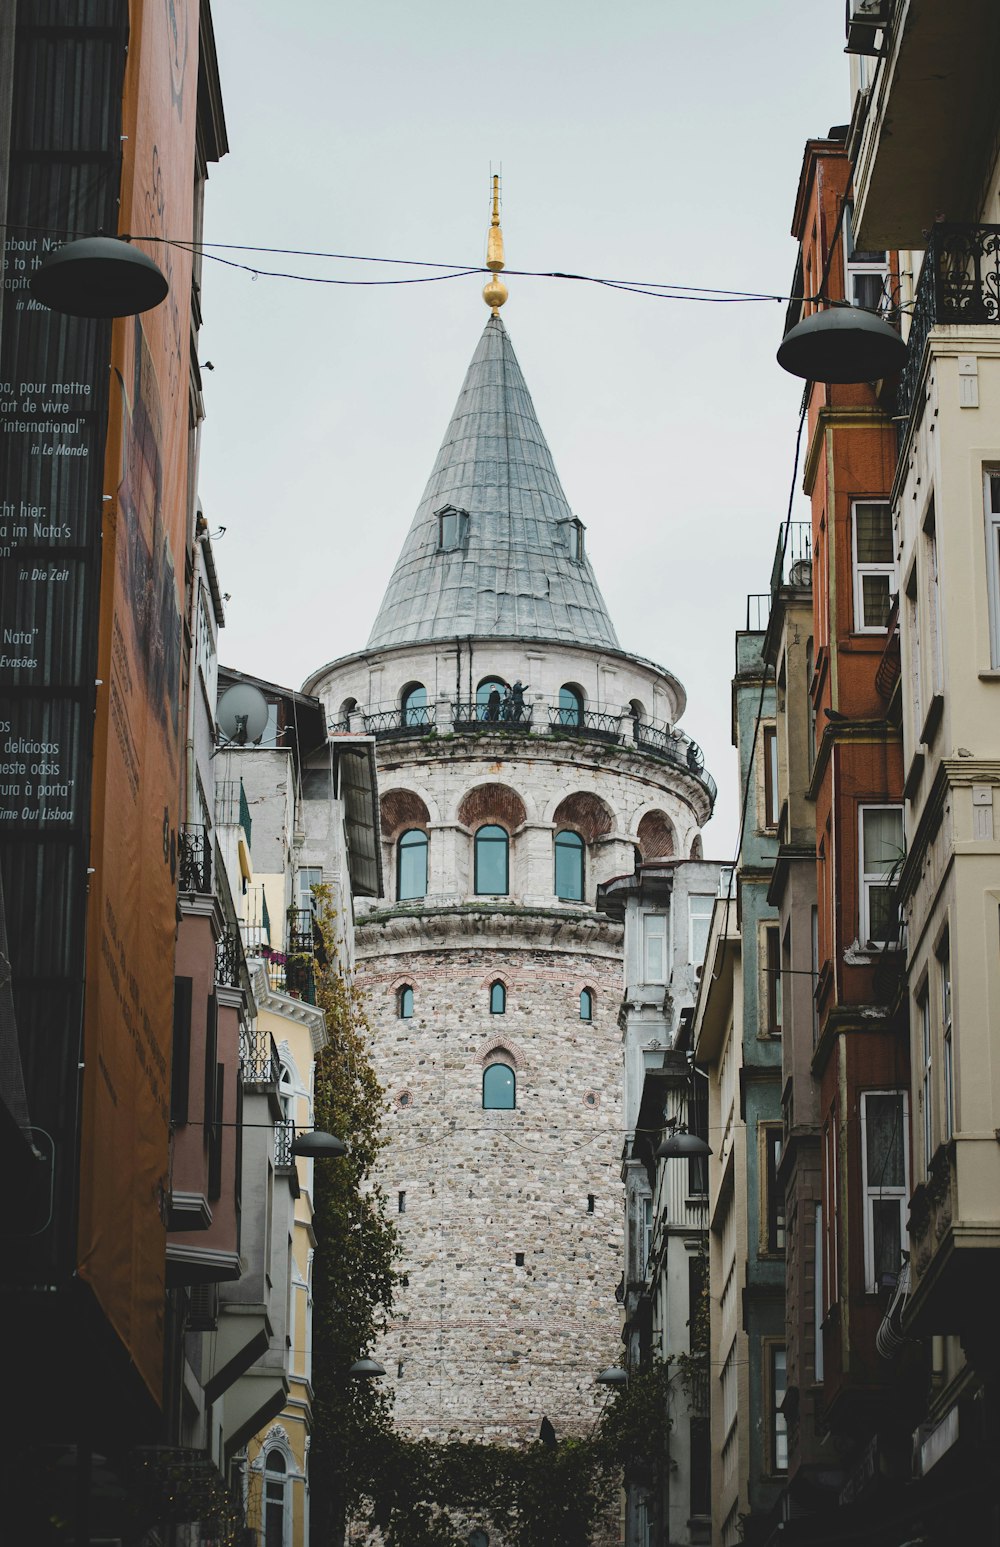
<box><xmin>483</xmin><ymin>172</ymin><xmax>509</xmax><ymax>316</ymax></box>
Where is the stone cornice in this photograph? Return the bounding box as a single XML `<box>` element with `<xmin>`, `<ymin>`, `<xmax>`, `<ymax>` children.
<box><xmin>357</xmin><ymin>902</ymin><xmax>624</xmax><ymax>957</ymax></box>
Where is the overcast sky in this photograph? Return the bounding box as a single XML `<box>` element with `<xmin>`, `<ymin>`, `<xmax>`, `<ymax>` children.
<box><xmin>197</xmin><ymin>0</ymin><xmax>851</xmax><ymax>855</ymax></box>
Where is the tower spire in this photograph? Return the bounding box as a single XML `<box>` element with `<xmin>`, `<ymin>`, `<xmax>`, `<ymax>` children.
<box><xmin>482</xmin><ymin>173</ymin><xmax>509</xmax><ymax>316</ymax></box>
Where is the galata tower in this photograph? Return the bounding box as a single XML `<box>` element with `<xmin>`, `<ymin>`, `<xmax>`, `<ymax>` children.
<box><xmin>303</xmin><ymin>190</ymin><xmax>716</xmax><ymax>1443</ymax></box>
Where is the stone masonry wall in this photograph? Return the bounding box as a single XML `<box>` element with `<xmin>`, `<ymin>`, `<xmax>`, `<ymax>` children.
<box><xmin>357</xmin><ymin>916</ymin><xmax>624</xmax><ymax>1443</ymax></box>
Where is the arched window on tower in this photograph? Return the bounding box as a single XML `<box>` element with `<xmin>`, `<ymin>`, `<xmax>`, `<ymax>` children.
<box><xmin>483</xmin><ymin>1062</ymin><xmax>516</xmax><ymax>1110</ymax></box>
<box><xmin>490</xmin><ymin>980</ymin><xmax>506</xmax><ymax>1014</ymax></box>
<box><xmin>397</xmin><ymin>829</ymin><xmax>428</xmax><ymax>900</ymax></box>
<box><xmin>554</xmin><ymin>830</ymin><xmax>585</xmax><ymax>901</ymax></box>
<box><xmin>580</xmin><ymin>988</ymin><xmax>594</xmax><ymax>1021</ymax></box>
<box><xmin>264</xmin><ymin>1449</ymin><xmax>287</xmax><ymax>1547</ymax></box>
<box><xmin>398</xmin><ymin>985</ymin><xmax>414</xmax><ymax>1019</ymax></box>
<box><xmin>475</xmin><ymin>825</ymin><xmax>509</xmax><ymax>896</ymax></box>
<box><xmin>476</xmin><ymin>677</ymin><xmax>507</xmax><ymax>722</ymax></box>
<box><xmin>557</xmin><ymin>684</ymin><xmax>584</xmax><ymax>727</ymax></box>
<box><xmin>400</xmin><ymin>683</ymin><xmax>428</xmax><ymax>727</ymax></box>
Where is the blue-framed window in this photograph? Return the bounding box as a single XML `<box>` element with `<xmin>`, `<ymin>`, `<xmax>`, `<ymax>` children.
<box><xmin>557</xmin><ymin>684</ymin><xmax>583</xmax><ymax>726</ymax></box>
<box><xmin>555</xmin><ymin>830</ymin><xmax>584</xmax><ymax>900</ymax></box>
<box><xmin>397</xmin><ymin>829</ymin><xmax>428</xmax><ymax>900</ymax></box>
<box><xmin>401</xmin><ymin>683</ymin><xmax>428</xmax><ymax>726</ymax></box>
<box><xmin>475</xmin><ymin>825</ymin><xmax>509</xmax><ymax>895</ymax></box>
<box><xmin>483</xmin><ymin>1063</ymin><xmax>515</xmax><ymax>1109</ymax></box>
<box><xmin>490</xmin><ymin>981</ymin><xmax>506</xmax><ymax>1014</ymax></box>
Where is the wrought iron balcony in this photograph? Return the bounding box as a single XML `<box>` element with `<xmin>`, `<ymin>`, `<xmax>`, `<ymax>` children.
<box><xmin>275</xmin><ymin>1117</ymin><xmax>295</xmax><ymax>1168</ymax></box>
<box><xmin>178</xmin><ymin>823</ymin><xmax>211</xmax><ymax>894</ymax></box>
<box><xmin>898</xmin><ymin>223</ymin><xmax>1000</xmax><ymax>421</ymax></box>
<box><xmin>240</xmin><ymin>1025</ymin><xmax>280</xmax><ymax>1087</ymax></box>
<box><xmin>364</xmin><ymin>704</ymin><xmax>433</xmax><ymax>736</ymax></box>
<box><xmin>452</xmin><ymin>700</ymin><xmax>534</xmax><ymax>732</ymax></box>
<box><xmin>547</xmin><ymin>704</ymin><xmax>621</xmax><ymax>742</ymax></box>
<box><xmin>769</xmin><ymin>521</ymin><xmax>813</xmax><ymax>595</ymax></box>
<box><xmin>631</xmin><ymin>719</ymin><xmax>717</xmax><ymax>805</ymax></box>
<box><xmin>287</xmin><ymin>906</ymin><xmax>316</xmax><ymax>956</ymax></box>
<box><xmin>215</xmin><ymin>927</ymin><xmax>243</xmax><ymax>989</ymax></box>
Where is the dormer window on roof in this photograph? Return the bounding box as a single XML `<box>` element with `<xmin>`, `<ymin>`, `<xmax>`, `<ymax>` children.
<box><xmin>437</xmin><ymin>504</ymin><xmax>469</xmax><ymax>552</ymax></box>
<box><xmin>558</xmin><ymin>516</ymin><xmax>585</xmax><ymax>563</ymax></box>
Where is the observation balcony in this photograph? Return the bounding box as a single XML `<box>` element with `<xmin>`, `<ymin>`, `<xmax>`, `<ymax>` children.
<box><xmin>178</xmin><ymin>822</ymin><xmax>212</xmax><ymax>894</ymax></box>
<box><xmin>342</xmin><ymin>696</ymin><xmax>717</xmax><ymax>809</ymax></box>
<box><xmin>897</xmin><ymin>224</ymin><xmax>1000</xmax><ymax>423</ymax></box>
<box><xmin>239</xmin><ymin>1025</ymin><xmax>280</xmax><ymax>1089</ymax></box>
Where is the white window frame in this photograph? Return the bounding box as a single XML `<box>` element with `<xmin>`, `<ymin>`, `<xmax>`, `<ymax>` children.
<box><xmin>852</xmin><ymin>500</ymin><xmax>895</xmax><ymax>633</ymax></box>
<box><xmin>688</xmin><ymin>895</ymin><xmax>714</xmax><ymax>964</ymax></box>
<box><xmin>859</xmin><ymin>804</ymin><xmax>904</xmax><ymax>947</ymax></box>
<box><xmin>642</xmin><ymin>911</ymin><xmax>667</xmax><ymax>984</ymax></box>
<box><xmin>844</xmin><ymin>204</ymin><xmax>890</xmax><ymax>314</ymax></box>
<box><xmin>860</xmin><ymin>1089</ymin><xmax>909</xmax><ymax>1295</ymax></box>
<box><xmin>985</xmin><ymin>469</ymin><xmax>1000</xmax><ymax>668</ymax></box>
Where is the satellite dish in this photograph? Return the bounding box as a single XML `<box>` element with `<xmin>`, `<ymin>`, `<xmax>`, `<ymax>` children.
<box><xmin>216</xmin><ymin>684</ymin><xmax>270</xmax><ymax>746</ymax></box>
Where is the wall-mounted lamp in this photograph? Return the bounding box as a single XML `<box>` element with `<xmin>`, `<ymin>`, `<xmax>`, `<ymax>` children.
<box><xmin>596</xmin><ymin>1366</ymin><xmax>629</xmax><ymax>1387</ymax></box>
<box><xmin>349</xmin><ymin>1357</ymin><xmax>386</xmax><ymax>1378</ymax></box>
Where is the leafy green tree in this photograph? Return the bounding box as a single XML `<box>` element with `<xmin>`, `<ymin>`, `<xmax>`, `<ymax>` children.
<box><xmin>309</xmin><ymin>888</ymin><xmax>398</xmax><ymax>1546</ymax></box>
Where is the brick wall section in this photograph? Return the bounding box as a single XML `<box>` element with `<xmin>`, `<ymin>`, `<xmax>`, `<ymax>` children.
<box><xmin>456</xmin><ymin>782</ymin><xmax>529</xmax><ymax>832</ymax></box>
<box><xmin>357</xmin><ymin>919</ymin><xmax>624</xmax><ymax>1444</ymax></box>
<box><xmin>381</xmin><ymin>788</ymin><xmax>431</xmax><ymax>838</ymax></box>
<box><xmin>552</xmin><ymin>790</ymin><xmax>614</xmax><ymax>842</ymax></box>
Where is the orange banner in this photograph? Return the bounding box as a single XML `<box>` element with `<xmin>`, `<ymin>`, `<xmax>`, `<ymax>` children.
<box><xmin>77</xmin><ymin>0</ymin><xmax>199</xmax><ymax>1403</ymax></box>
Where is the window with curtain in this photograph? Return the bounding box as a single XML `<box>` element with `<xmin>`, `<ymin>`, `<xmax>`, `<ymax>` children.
<box><xmin>490</xmin><ymin>980</ymin><xmax>506</xmax><ymax>1014</ymax></box>
<box><xmin>483</xmin><ymin>1062</ymin><xmax>515</xmax><ymax>1109</ymax></box>
<box><xmin>475</xmin><ymin>825</ymin><xmax>509</xmax><ymax>895</ymax></box>
<box><xmin>401</xmin><ymin>683</ymin><xmax>428</xmax><ymax>727</ymax></box>
<box><xmin>554</xmin><ymin>829</ymin><xmax>584</xmax><ymax>900</ymax></box>
<box><xmin>397</xmin><ymin>829</ymin><xmax>428</xmax><ymax>900</ymax></box>
<box><xmin>859</xmin><ymin>805</ymin><xmax>904</xmax><ymax>944</ymax></box>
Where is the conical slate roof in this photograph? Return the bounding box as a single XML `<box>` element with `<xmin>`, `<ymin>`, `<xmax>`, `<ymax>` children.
<box><xmin>366</xmin><ymin>315</ymin><xmax>620</xmax><ymax>651</ymax></box>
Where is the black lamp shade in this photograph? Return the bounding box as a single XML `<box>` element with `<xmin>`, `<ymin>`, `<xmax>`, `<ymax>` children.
<box><xmin>596</xmin><ymin>1366</ymin><xmax>629</xmax><ymax>1387</ymax></box>
<box><xmin>777</xmin><ymin>305</ymin><xmax>907</xmax><ymax>384</ymax></box>
<box><xmin>30</xmin><ymin>236</ymin><xmax>168</xmax><ymax>319</ymax></box>
<box><xmin>289</xmin><ymin>1128</ymin><xmax>347</xmax><ymax>1158</ymax></box>
<box><xmin>349</xmin><ymin>1357</ymin><xmax>386</xmax><ymax>1378</ymax></box>
<box><xmin>655</xmin><ymin>1130</ymin><xmax>712</xmax><ymax>1160</ymax></box>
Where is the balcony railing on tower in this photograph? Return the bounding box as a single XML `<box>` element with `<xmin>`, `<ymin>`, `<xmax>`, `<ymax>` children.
<box><xmin>898</xmin><ymin>223</ymin><xmax>1000</xmax><ymax>421</ymax></box>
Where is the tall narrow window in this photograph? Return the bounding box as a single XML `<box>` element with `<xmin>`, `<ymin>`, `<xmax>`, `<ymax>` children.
<box><xmin>806</xmin><ymin>637</ymin><xmax>817</xmax><ymax>776</ymax></box>
<box><xmin>483</xmin><ymin>1062</ymin><xmax>515</xmax><ymax>1109</ymax></box>
<box><xmin>813</xmin><ymin>1201</ymin><xmax>825</xmax><ymax>1382</ymax></box>
<box><xmin>853</xmin><ymin>501</ymin><xmax>894</xmax><ymax>632</ymax></box>
<box><xmin>762</xmin><ymin>1124</ymin><xmax>785</xmax><ymax>1253</ymax></box>
<box><xmin>437</xmin><ymin>504</ymin><xmax>468</xmax><ymax>550</ymax></box>
<box><xmin>823</xmin><ymin>1109</ymin><xmax>839</xmax><ymax>1312</ymax></box>
<box><xmin>861</xmin><ymin>1090</ymin><xmax>909</xmax><ymax>1294</ymax></box>
<box><xmin>580</xmin><ymin>987</ymin><xmax>593</xmax><ymax>1021</ymax></box>
<box><xmin>554</xmin><ymin>830</ymin><xmax>584</xmax><ymax>901</ymax></box>
<box><xmin>688</xmin><ymin>1080</ymin><xmax>709</xmax><ymax>1197</ymax></box>
<box><xmin>397</xmin><ymin>829</ymin><xmax>428</xmax><ymax>901</ymax></box>
<box><xmin>765</xmin><ymin>925</ymin><xmax>782</xmax><ymax>1036</ymax></box>
<box><xmin>925</xmin><ymin>510</ymin><xmax>944</xmax><ymax>698</ymax></box>
<box><xmin>398</xmin><ymin>985</ymin><xmax>414</xmax><ymax>1019</ymax></box>
<box><xmin>689</xmin><ymin>895</ymin><xmax>714</xmax><ymax>964</ymax></box>
<box><xmin>770</xmin><ymin>1345</ymin><xmax>788</xmax><ymax>1473</ymax></box>
<box><xmin>490</xmin><ymin>980</ymin><xmax>506</xmax><ymax>1014</ymax></box>
<box><xmin>763</xmin><ymin>725</ymin><xmax>779</xmax><ymax>827</ymax></box>
<box><xmin>475</xmin><ymin>825</ymin><xmax>509</xmax><ymax>895</ymax></box>
<box><xmin>919</xmin><ymin>986</ymin><xmax>932</xmax><ymax>1168</ymax></box>
<box><xmin>642</xmin><ymin>912</ymin><xmax>667</xmax><ymax>984</ymax></box>
<box><xmin>557</xmin><ymin>684</ymin><xmax>584</xmax><ymax>727</ymax></box>
<box><xmin>859</xmin><ymin>806</ymin><xmax>904</xmax><ymax>945</ymax></box>
<box><xmin>401</xmin><ymin>683</ymin><xmax>428</xmax><ymax>727</ymax></box>
<box><xmin>906</xmin><ymin>567</ymin><xmax>923</xmax><ymax>736</ymax></box>
<box><xmin>264</xmin><ymin>1450</ymin><xmax>287</xmax><ymax>1547</ymax></box>
<box><xmin>939</xmin><ymin>935</ymin><xmax>954</xmax><ymax>1142</ymax></box>
<box><xmin>810</xmin><ymin>905</ymin><xmax>819</xmax><ymax>1047</ymax></box>
<box><xmin>985</xmin><ymin>470</ymin><xmax>1000</xmax><ymax>667</ymax></box>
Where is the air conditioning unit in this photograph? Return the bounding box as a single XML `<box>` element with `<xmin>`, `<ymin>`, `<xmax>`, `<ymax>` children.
<box><xmin>845</xmin><ymin>0</ymin><xmax>891</xmax><ymax>55</ymax></box>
